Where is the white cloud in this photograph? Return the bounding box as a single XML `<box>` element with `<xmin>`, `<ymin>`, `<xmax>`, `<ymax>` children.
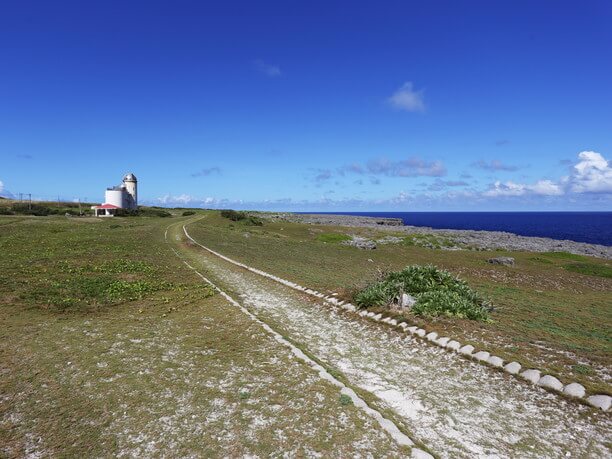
<box><xmin>156</xmin><ymin>194</ymin><xmax>197</xmax><ymax>205</ymax></box>
<box><xmin>366</xmin><ymin>157</ymin><xmax>446</xmax><ymax>177</ymax></box>
<box><xmin>484</xmin><ymin>179</ymin><xmax>563</xmax><ymax>197</ymax></box>
<box><xmin>0</xmin><ymin>180</ymin><xmax>4</xmax><ymax>193</ymax></box>
<box><xmin>530</xmin><ymin>179</ymin><xmax>564</xmax><ymax>195</ymax></box>
<box><xmin>482</xmin><ymin>151</ymin><xmax>611</xmax><ymax>198</ymax></box>
<box><xmin>472</xmin><ymin>159</ymin><xmax>521</xmax><ymax>172</ymax></box>
<box><xmin>387</xmin><ymin>82</ymin><xmax>425</xmax><ymax>112</ymax></box>
<box><xmin>570</xmin><ymin>151</ymin><xmax>612</xmax><ymax>193</ymax></box>
<box><xmin>254</xmin><ymin>59</ymin><xmax>281</xmax><ymax>77</ymax></box>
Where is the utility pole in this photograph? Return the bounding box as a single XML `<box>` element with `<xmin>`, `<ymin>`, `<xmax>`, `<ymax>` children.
<box><xmin>28</xmin><ymin>194</ymin><xmax>32</xmax><ymax>210</ymax></box>
<box><xmin>78</xmin><ymin>198</ymin><xmax>82</xmax><ymax>215</ymax></box>
<box><xmin>19</xmin><ymin>193</ymin><xmax>22</xmax><ymax>202</ymax></box>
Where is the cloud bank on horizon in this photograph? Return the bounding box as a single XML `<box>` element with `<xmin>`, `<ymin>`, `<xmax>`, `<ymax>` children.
<box><xmin>146</xmin><ymin>151</ymin><xmax>612</xmax><ymax>211</ymax></box>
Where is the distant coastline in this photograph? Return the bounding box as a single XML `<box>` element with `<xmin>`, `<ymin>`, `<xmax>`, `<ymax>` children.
<box><xmin>297</xmin><ymin>211</ymin><xmax>612</xmax><ymax>247</ymax></box>
<box><xmin>264</xmin><ymin>212</ymin><xmax>612</xmax><ymax>259</ymax></box>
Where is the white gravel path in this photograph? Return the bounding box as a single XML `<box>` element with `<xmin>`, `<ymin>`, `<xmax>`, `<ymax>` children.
<box><xmin>179</xmin><ymin>228</ymin><xmax>611</xmax><ymax>458</ymax></box>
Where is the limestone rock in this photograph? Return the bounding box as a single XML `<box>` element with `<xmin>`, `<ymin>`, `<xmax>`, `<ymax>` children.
<box><xmin>458</xmin><ymin>344</ymin><xmax>474</xmax><ymax>355</ymax></box>
<box><xmin>415</xmin><ymin>328</ymin><xmax>426</xmax><ymax>337</ymax></box>
<box><xmin>537</xmin><ymin>375</ymin><xmax>564</xmax><ymax>391</ymax></box>
<box><xmin>473</xmin><ymin>351</ymin><xmax>490</xmax><ymax>362</ymax></box>
<box><xmin>425</xmin><ymin>332</ymin><xmax>438</xmax><ymax>342</ymax></box>
<box><xmin>563</xmin><ymin>383</ymin><xmax>586</xmax><ymax>398</ymax></box>
<box><xmin>411</xmin><ymin>448</ymin><xmax>434</xmax><ymax>459</ymax></box>
<box><xmin>504</xmin><ymin>362</ymin><xmax>522</xmax><ymax>375</ymax></box>
<box><xmin>447</xmin><ymin>340</ymin><xmax>461</xmax><ymax>351</ymax></box>
<box><xmin>586</xmin><ymin>395</ymin><xmax>611</xmax><ymax>411</ymax></box>
<box><xmin>373</xmin><ymin>313</ymin><xmax>383</xmax><ymax>321</ymax></box>
<box><xmin>436</xmin><ymin>337</ymin><xmax>450</xmax><ymax>347</ymax></box>
<box><xmin>487</xmin><ymin>356</ymin><xmax>504</xmax><ymax>368</ymax></box>
<box><xmin>389</xmin><ymin>319</ymin><xmax>398</xmax><ymax>326</ymax></box>
<box><xmin>343</xmin><ymin>236</ymin><xmax>377</xmax><ymax>250</ymax></box>
<box><xmin>488</xmin><ymin>256</ymin><xmax>515</xmax><ymax>266</ymax></box>
<box><xmin>378</xmin><ymin>236</ymin><xmax>404</xmax><ymax>245</ymax></box>
<box><xmin>407</xmin><ymin>326</ymin><xmax>418</xmax><ymax>334</ymax></box>
<box><xmin>401</xmin><ymin>293</ymin><xmax>417</xmax><ymax>309</ymax></box>
<box><xmin>520</xmin><ymin>369</ymin><xmax>541</xmax><ymax>384</ymax></box>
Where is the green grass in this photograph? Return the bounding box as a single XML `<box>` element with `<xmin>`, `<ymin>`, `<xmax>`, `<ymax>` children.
<box><xmin>563</xmin><ymin>262</ymin><xmax>612</xmax><ymax>278</ymax></box>
<box><xmin>316</xmin><ymin>232</ymin><xmax>352</xmax><ymax>243</ymax></box>
<box><xmin>0</xmin><ymin>214</ymin><xmax>407</xmax><ymax>457</ymax></box>
<box><xmin>543</xmin><ymin>251</ymin><xmax>590</xmax><ymax>261</ymax></box>
<box><xmin>572</xmin><ymin>364</ymin><xmax>594</xmax><ymax>375</ymax></box>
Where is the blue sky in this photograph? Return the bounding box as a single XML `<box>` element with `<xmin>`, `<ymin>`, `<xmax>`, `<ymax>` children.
<box><xmin>1</xmin><ymin>0</ymin><xmax>611</xmax><ymax>211</ymax></box>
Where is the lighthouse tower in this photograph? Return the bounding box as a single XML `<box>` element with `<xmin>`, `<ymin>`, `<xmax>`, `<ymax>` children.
<box><xmin>123</xmin><ymin>173</ymin><xmax>138</xmax><ymax>209</ymax></box>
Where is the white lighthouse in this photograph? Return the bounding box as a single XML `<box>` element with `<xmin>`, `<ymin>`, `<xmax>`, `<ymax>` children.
<box><xmin>123</xmin><ymin>173</ymin><xmax>138</xmax><ymax>209</ymax></box>
<box><xmin>93</xmin><ymin>173</ymin><xmax>138</xmax><ymax>216</ymax></box>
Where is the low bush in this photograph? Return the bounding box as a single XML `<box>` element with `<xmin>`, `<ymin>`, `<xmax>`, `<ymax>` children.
<box><xmin>354</xmin><ymin>265</ymin><xmax>490</xmax><ymax>321</ymax></box>
<box><xmin>116</xmin><ymin>208</ymin><xmax>172</xmax><ymax>218</ymax></box>
<box><xmin>412</xmin><ymin>290</ymin><xmax>490</xmax><ymax>321</ymax></box>
<box><xmin>11</xmin><ymin>203</ymin><xmax>59</xmax><ymax>216</ymax></box>
<box><xmin>220</xmin><ymin>209</ymin><xmax>246</xmax><ymax>221</ymax></box>
<box><xmin>220</xmin><ymin>209</ymin><xmax>263</xmax><ymax>226</ymax></box>
<box><xmin>182</xmin><ymin>210</ymin><xmax>196</xmax><ymax>216</ymax></box>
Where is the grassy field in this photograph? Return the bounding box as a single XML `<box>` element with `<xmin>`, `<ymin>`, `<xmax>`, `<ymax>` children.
<box><xmin>187</xmin><ymin>211</ymin><xmax>612</xmax><ymax>395</ymax></box>
<box><xmin>0</xmin><ymin>215</ymin><xmax>405</xmax><ymax>456</ymax></box>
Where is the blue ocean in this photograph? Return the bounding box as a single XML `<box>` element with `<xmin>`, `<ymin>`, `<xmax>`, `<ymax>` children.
<box><xmin>310</xmin><ymin>212</ymin><xmax>612</xmax><ymax>246</ymax></box>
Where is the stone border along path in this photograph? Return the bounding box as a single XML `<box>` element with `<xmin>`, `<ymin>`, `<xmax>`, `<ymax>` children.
<box><xmin>164</xmin><ymin>226</ymin><xmax>433</xmax><ymax>458</ymax></box>
<box><xmin>181</xmin><ymin>224</ymin><xmax>611</xmax><ymax>413</ymax></box>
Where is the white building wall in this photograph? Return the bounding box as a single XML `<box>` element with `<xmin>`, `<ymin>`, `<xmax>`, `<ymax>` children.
<box><xmin>105</xmin><ymin>189</ymin><xmax>126</xmax><ymax>208</ymax></box>
<box><xmin>124</xmin><ymin>181</ymin><xmax>137</xmax><ymax>209</ymax></box>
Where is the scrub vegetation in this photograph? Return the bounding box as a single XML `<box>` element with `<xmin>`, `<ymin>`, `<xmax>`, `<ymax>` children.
<box><xmin>0</xmin><ymin>198</ymin><xmax>173</xmax><ymax>218</ymax></box>
<box><xmin>355</xmin><ymin>265</ymin><xmax>491</xmax><ymax>321</ymax></box>
<box><xmin>220</xmin><ymin>209</ymin><xmax>263</xmax><ymax>226</ymax></box>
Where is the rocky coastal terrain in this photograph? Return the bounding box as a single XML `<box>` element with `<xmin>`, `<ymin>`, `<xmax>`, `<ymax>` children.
<box><xmin>261</xmin><ymin>212</ymin><xmax>612</xmax><ymax>259</ymax></box>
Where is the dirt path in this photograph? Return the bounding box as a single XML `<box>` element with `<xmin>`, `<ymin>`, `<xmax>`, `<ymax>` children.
<box><xmin>173</xmin><ymin>222</ymin><xmax>610</xmax><ymax>458</ymax></box>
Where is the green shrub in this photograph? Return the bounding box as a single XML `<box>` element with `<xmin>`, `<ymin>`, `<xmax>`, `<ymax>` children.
<box><xmin>354</xmin><ymin>265</ymin><xmax>490</xmax><ymax>321</ymax></box>
<box><xmin>316</xmin><ymin>233</ymin><xmax>351</xmax><ymax>243</ymax></box>
<box><xmin>11</xmin><ymin>203</ymin><xmax>58</xmax><ymax>216</ymax></box>
<box><xmin>220</xmin><ymin>209</ymin><xmax>263</xmax><ymax>226</ymax></box>
<box><xmin>116</xmin><ymin>208</ymin><xmax>172</xmax><ymax>218</ymax></box>
<box><xmin>412</xmin><ymin>290</ymin><xmax>490</xmax><ymax>321</ymax></box>
<box><xmin>182</xmin><ymin>210</ymin><xmax>196</xmax><ymax>216</ymax></box>
<box><xmin>220</xmin><ymin>209</ymin><xmax>247</xmax><ymax>221</ymax></box>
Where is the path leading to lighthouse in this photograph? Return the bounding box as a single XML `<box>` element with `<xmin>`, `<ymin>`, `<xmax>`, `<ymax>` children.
<box><xmin>169</xmin><ymin>221</ymin><xmax>611</xmax><ymax>458</ymax></box>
